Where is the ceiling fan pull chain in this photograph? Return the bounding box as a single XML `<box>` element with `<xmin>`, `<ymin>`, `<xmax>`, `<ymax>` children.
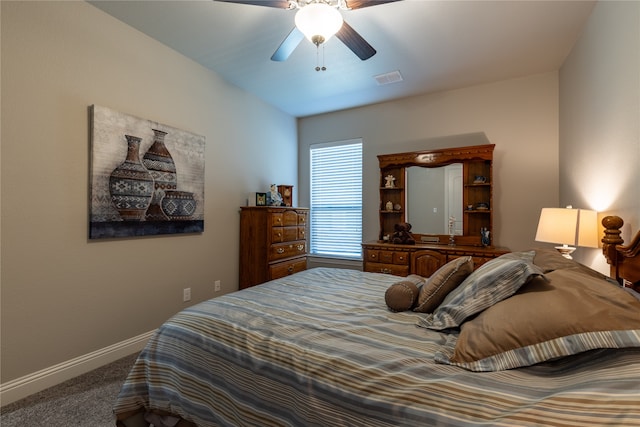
<box><xmin>315</xmin><ymin>44</ymin><xmax>327</xmax><ymax>72</ymax></box>
<box><xmin>322</xmin><ymin>44</ymin><xmax>327</xmax><ymax>71</ymax></box>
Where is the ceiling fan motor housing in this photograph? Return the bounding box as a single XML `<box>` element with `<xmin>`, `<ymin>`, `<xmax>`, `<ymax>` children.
<box><xmin>294</xmin><ymin>2</ymin><xmax>344</xmax><ymax>45</ymax></box>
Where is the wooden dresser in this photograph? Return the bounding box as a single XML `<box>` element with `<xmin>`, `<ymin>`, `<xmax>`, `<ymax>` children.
<box><xmin>362</xmin><ymin>241</ymin><xmax>509</xmax><ymax>278</ymax></box>
<box><xmin>240</xmin><ymin>206</ymin><xmax>309</xmax><ymax>289</ymax></box>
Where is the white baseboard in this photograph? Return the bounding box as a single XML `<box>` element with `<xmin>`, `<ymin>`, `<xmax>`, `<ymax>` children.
<box><xmin>0</xmin><ymin>330</ymin><xmax>155</xmax><ymax>407</ymax></box>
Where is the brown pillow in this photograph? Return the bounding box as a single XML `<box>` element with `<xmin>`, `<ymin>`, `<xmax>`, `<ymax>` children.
<box><xmin>435</xmin><ymin>268</ymin><xmax>640</xmax><ymax>371</ymax></box>
<box><xmin>385</xmin><ymin>275</ymin><xmax>424</xmax><ymax>312</ymax></box>
<box><xmin>413</xmin><ymin>256</ymin><xmax>473</xmax><ymax>313</ymax></box>
<box><xmin>533</xmin><ymin>247</ymin><xmax>613</xmax><ymax>281</ymax></box>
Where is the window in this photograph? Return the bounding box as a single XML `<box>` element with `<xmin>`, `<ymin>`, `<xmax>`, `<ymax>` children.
<box><xmin>309</xmin><ymin>139</ymin><xmax>363</xmax><ymax>259</ymax></box>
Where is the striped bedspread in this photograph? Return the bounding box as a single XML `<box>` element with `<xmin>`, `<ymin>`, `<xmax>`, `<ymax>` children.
<box><xmin>114</xmin><ymin>267</ymin><xmax>640</xmax><ymax>426</ymax></box>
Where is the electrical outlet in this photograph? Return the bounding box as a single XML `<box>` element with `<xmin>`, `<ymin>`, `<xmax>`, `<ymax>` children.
<box><xmin>214</xmin><ymin>280</ymin><xmax>221</xmax><ymax>292</ymax></box>
<box><xmin>183</xmin><ymin>287</ymin><xmax>191</xmax><ymax>302</ymax></box>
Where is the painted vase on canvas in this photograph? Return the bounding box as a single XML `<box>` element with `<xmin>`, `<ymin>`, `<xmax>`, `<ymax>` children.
<box><xmin>109</xmin><ymin>135</ymin><xmax>154</xmax><ymax>221</ymax></box>
<box><xmin>161</xmin><ymin>190</ymin><xmax>197</xmax><ymax>220</ymax></box>
<box><xmin>143</xmin><ymin>129</ymin><xmax>177</xmax><ymax>221</ymax></box>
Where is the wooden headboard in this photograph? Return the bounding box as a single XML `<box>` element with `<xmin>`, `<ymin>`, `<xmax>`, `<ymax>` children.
<box><xmin>602</xmin><ymin>215</ymin><xmax>640</xmax><ymax>291</ymax></box>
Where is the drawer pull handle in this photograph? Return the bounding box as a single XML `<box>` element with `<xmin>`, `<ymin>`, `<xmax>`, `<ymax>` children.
<box><xmin>287</xmin><ymin>266</ymin><xmax>294</xmax><ymax>273</ymax></box>
<box><xmin>297</xmin><ymin>244</ymin><xmax>304</xmax><ymax>251</ymax></box>
<box><xmin>370</xmin><ymin>254</ymin><xmax>377</xmax><ymax>260</ymax></box>
<box><xmin>277</xmin><ymin>248</ymin><xmax>285</xmax><ymax>254</ymax></box>
<box><xmin>276</xmin><ymin>232</ymin><xmax>282</xmax><ymax>237</ymax></box>
<box><xmin>381</xmin><ymin>268</ymin><xmax>391</xmax><ymax>274</ymax></box>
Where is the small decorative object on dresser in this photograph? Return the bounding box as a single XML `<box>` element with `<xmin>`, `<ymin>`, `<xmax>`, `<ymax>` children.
<box><xmin>239</xmin><ymin>206</ymin><xmax>309</xmax><ymax>289</ymax></box>
<box><xmin>384</xmin><ymin>174</ymin><xmax>396</xmax><ymax>188</ymax></box>
<box><xmin>269</xmin><ymin>184</ymin><xmax>284</xmax><ymax>206</ymax></box>
<box><xmin>255</xmin><ymin>192</ymin><xmax>267</xmax><ymax>206</ymax></box>
<box><xmin>481</xmin><ymin>227</ymin><xmax>491</xmax><ymax>247</ymax></box>
<box><xmin>391</xmin><ymin>222</ymin><xmax>416</xmax><ymax>245</ymax></box>
<box><xmin>277</xmin><ymin>185</ymin><xmax>293</xmax><ymax>207</ymax></box>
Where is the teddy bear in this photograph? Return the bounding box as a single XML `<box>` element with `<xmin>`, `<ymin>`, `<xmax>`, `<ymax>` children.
<box><xmin>391</xmin><ymin>222</ymin><xmax>415</xmax><ymax>245</ymax></box>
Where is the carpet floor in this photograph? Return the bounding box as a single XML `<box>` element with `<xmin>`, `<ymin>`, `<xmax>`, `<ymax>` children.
<box><xmin>0</xmin><ymin>352</ymin><xmax>138</xmax><ymax>427</ymax></box>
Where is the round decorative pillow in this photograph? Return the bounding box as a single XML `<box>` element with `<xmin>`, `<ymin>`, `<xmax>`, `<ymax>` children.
<box><xmin>385</xmin><ymin>280</ymin><xmax>420</xmax><ymax>312</ymax></box>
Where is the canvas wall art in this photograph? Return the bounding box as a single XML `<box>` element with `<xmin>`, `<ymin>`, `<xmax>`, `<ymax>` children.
<box><xmin>89</xmin><ymin>105</ymin><xmax>205</xmax><ymax>239</ymax></box>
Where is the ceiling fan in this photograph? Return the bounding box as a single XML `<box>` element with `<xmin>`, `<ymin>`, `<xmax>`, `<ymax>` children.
<box><xmin>216</xmin><ymin>0</ymin><xmax>401</xmax><ymax>62</ymax></box>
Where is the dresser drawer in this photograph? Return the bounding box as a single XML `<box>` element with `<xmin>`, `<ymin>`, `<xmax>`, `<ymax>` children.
<box><xmin>282</xmin><ymin>210</ymin><xmax>299</xmax><ymax>226</ymax></box>
<box><xmin>270</xmin><ymin>241</ymin><xmax>307</xmax><ymax>261</ymax></box>
<box><xmin>365</xmin><ymin>249</ymin><xmax>380</xmax><ymax>262</ymax></box>
<box><xmin>368</xmin><ymin>249</ymin><xmax>409</xmax><ymax>265</ymax></box>
<box><xmin>364</xmin><ymin>262</ymin><xmax>409</xmax><ymax>276</ymax></box>
<box><xmin>271</xmin><ymin>212</ymin><xmax>284</xmax><ymax>227</ymax></box>
<box><xmin>271</xmin><ymin>226</ymin><xmax>299</xmax><ymax>243</ymax></box>
<box><xmin>298</xmin><ymin>226</ymin><xmax>306</xmax><ymax>240</ymax></box>
<box><xmin>297</xmin><ymin>213</ymin><xmax>307</xmax><ymax>226</ymax></box>
<box><xmin>394</xmin><ymin>252</ymin><xmax>409</xmax><ymax>264</ymax></box>
<box><xmin>269</xmin><ymin>257</ymin><xmax>307</xmax><ymax>280</ymax></box>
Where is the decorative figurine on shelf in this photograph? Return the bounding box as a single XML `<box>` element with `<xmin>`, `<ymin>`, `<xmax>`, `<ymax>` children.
<box><xmin>384</xmin><ymin>174</ymin><xmax>396</xmax><ymax>188</ymax></box>
<box><xmin>481</xmin><ymin>227</ymin><xmax>491</xmax><ymax>247</ymax></box>
<box><xmin>269</xmin><ymin>184</ymin><xmax>284</xmax><ymax>206</ymax></box>
<box><xmin>448</xmin><ymin>216</ymin><xmax>456</xmax><ymax>246</ymax></box>
<box><xmin>385</xmin><ymin>201</ymin><xmax>394</xmax><ymax>211</ymax></box>
<box><xmin>391</xmin><ymin>222</ymin><xmax>416</xmax><ymax>245</ymax></box>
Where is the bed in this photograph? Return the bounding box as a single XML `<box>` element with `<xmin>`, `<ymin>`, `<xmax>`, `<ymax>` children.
<box><xmin>114</xmin><ymin>215</ymin><xmax>640</xmax><ymax>427</ymax></box>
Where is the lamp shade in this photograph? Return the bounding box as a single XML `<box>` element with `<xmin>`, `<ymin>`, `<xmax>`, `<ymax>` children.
<box><xmin>535</xmin><ymin>207</ymin><xmax>578</xmax><ymax>245</ymax></box>
<box><xmin>535</xmin><ymin>207</ymin><xmax>599</xmax><ymax>258</ymax></box>
<box><xmin>295</xmin><ymin>3</ymin><xmax>343</xmax><ymax>46</ymax></box>
<box><xmin>577</xmin><ymin>209</ymin><xmax>599</xmax><ymax>248</ymax></box>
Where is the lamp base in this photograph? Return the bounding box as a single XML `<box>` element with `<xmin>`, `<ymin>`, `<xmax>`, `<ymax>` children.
<box><xmin>555</xmin><ymin>245</ymin><xmax>576</xmax><ymax>259</ymax></box>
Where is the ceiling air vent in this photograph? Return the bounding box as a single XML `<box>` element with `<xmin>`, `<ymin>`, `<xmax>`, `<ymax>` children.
<box><xmin>374</xmin><ymin>70</ymin><xmax>403</xmax><ymax>86</ymax></box>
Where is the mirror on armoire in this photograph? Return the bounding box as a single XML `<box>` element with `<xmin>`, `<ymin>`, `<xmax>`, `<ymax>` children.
<box><xmin>406</xmin><ymin>163</ymin><xmax>463</xmax><ymax>236</ymax></box>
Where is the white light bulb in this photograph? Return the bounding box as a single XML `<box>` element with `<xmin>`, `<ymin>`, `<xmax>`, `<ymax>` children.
<box><xmin>295</xmin><ymin>3</ymin><xmax>343</xmax><ymax>45</ymax></box>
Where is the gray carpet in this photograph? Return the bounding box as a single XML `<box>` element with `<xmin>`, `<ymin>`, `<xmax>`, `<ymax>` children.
<box><xmin>0</xmin><ymin>353</ymin><xmax>138</xmax><ymax>427</ymax></box>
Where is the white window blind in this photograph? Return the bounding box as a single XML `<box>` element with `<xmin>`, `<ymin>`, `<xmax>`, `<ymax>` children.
<box><xmin>310</xmin><ymin>140</ymin><xmax>363</xmax><ymax>259</ymax></box>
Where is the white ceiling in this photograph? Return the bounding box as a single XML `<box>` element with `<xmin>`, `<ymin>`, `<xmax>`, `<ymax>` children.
<box><xmin>88</xmin><ymin>0</ymin><xmax>596</xmax><ymax>118</ymax></box>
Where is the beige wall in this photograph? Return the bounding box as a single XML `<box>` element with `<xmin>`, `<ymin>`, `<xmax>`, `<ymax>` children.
<box><xmin>1</xmin><ymin>1</ymin><xmax>297</xmax><ymax>382</ymax></box>
<box><xmin>559</xmin><ymin>0</ymin><xmax>640</xmax><ymax>269</ymax></box>
<box><xmin>298</xmin><ymin>72</ymin><xmax>560</xmax><ymax>253</ymax></box>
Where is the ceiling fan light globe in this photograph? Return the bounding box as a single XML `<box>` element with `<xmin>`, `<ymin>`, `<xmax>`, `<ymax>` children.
<box><xmin>295</xmin><ymin>3</ymin><xmax>343</xmax><ymax>45</ymax></box>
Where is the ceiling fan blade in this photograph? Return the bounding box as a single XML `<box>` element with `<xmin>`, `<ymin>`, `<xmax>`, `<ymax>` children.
<box><xmin>344</xmin><ymin>0</ymin><xmax>402</xmax><ymax>10</ymax></box>
<box><xmin>335</xmin><ymin>21</ymin><xmax>376</xmax><ymax>60</ymax></box>
<box><xmin>215</xmin><ymin>0</ymin><xmax>291</xmax><ymax>9</ymax></box>
<box><xmin>271</xmin><ymin>27</ymin><xmax>304</xmax><ymax>61</ymax></box>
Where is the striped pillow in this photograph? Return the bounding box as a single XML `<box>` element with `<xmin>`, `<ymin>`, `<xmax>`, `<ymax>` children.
<box><xmin>435</xmin><ymin>268</ymin><xmax>640</xmax><ymax>371</ymax></box>
<box><xmin>418</xmin><ymin>251</ymin><xmax>544</xmax><ymax>331</ymax></box>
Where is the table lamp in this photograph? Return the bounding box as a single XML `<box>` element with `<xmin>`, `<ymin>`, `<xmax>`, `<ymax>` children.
<box><xmin>535</xmin><ymin>206</ymin><xmax>598</xmax><ymax>259</ymax></box>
